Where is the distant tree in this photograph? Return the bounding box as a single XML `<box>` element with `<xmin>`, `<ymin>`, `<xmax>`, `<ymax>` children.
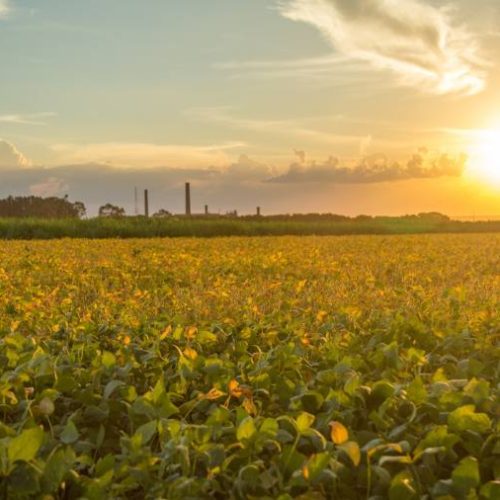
<box><xmin>98</xmin><ymin>203</ymin><xmax>125</xmax><ymax>218</ymax></box>
<box><xmin>72</xmin><ymin>201</ymin><xmax>87</xmax><ymax>219</ymax></box>
<box><xmin>0</xmin><ymin>196</ymin><xmax>86</xmax><ymax>218</ymax></box>
<box><xmin>153</xmin><ymin>209</ymin><xmax>172</xmax><ymax>218</ymax></box>
<box><xmin>418</xmin><ymin>212</ymin><xmax>450</xmax><ymax>222</ymax></box>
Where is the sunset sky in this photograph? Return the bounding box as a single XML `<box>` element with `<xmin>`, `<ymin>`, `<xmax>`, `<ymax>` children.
<box><xmin>1</xmin><ymin>0</ymin><xmax>499</xmax><ymax>216</ymax></box>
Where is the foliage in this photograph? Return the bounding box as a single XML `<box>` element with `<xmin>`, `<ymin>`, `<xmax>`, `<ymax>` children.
<box><xmin>0</xmin><ymin>234</ymin><xmax>498</xmax><ymax>498</ymax></box>
<box><xmin>0</xmin><ymin>196</ymin><xmax>86</xmax><ymax>219</ymax></box>
<box><xmin>0</xmin><ymin>215</ymin><xmax>498</xmax><ymax>239</ymax></box>
<box><xmin>98</xmin><ymin>203</ymin><xmax>126</xmax><ymax>218</ymax></box>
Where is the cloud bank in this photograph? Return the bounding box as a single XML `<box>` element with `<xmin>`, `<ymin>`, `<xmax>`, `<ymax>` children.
<box><xmin>269</xmin><ymin>150</ymin><xmax>467</xmax><ymax>183</ymax></box>
<box><xmin>278</xmin><ymin>0</ymin><xmax>486</xmax><ymax>95</ymax></box>
<box><xmin>0</xmin><ymin>139</ymin><xmax>32</xmax><ymax>168</ymax></box>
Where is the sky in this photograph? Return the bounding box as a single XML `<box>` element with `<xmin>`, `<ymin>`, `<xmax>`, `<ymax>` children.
<box><xmin>0</xmin><ymin>0</ymin><xmax>500</xmax><ymax>216</ymax></box>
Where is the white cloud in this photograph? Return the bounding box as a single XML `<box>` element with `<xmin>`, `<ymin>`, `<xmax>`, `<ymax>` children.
<box><xmin>0</xmin><ymin>112</ymin><xmax>56</xmax><ymax>126</ymax></box>
<box><xmin>30</xmin><ymin>177</ymin><xmax>68</xmax><ymax>197</ymax></box>
<box><xmin>0</xmin><ymin>139</ymin><xmax>32</xmax><ymax>168</ymax></box>
<box><xmin>49</xmin><ymin>141</ymin><xmax>247</xmax><ymax>169</ymax></box>
<box><xmin>278</xmin><ymin>0</ymin><xmax>487</xmax><ymax>95</ymax></box>
<box><xmin>0</xmin><ymin>1</ymin><xmax>9</xmax><ymax>19</ymax></box>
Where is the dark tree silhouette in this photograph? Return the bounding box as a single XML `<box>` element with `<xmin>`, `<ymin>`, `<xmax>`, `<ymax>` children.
<box><xmin>153</xmin><ymin>209</ymin><xmax>172</xmax><ymax>218</ymax></box>
<box><xmin>0</xmin><ymin>196</ymin><xmax>87</xmax><ymax>218</ymax></box>
<box><xmin>98</xmin><ymin>203</ymin><xmax>125</xmax><ymax>218</ymax></box>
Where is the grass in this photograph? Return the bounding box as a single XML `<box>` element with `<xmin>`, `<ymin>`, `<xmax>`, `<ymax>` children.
<box><xmin>0</xmin><ymin>215</ymin><xmax>498</xmax><ymax>239</ymax></box>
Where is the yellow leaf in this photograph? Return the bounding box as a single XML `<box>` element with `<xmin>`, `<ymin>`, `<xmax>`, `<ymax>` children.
<box><xmin>229</xmin><ymin>379</ymin><xmax>243</xmax><ymax>398</ymax></box>
<box><xmin>205</xmin><ymin>388</ymin><xmax>226</xmax><ymax>400</ymax></box>
<box><xmin>183</xmin><ymin>347</ymin><xmax>198</xmax><ymax>360</ymax></box>
<box><xmin>242</xmin><ymin>397</ymin><xmax>257</xmax><ymax>415</ymax></box>
<box><xmin>159</xmin><ymin>325</ymin><xmax>172</xmax><ymax>340</ymax></box>
<box><xmin>330</xmin><ymin>421</ymin><xmax>349</xmax><ymax>444</ymax></box>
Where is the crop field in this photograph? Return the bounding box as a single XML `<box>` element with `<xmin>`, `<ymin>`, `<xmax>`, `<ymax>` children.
<box><xmin>0</xmin><ymin>234</ymin><xmax>499</xmax><ymax>499</ymax></box>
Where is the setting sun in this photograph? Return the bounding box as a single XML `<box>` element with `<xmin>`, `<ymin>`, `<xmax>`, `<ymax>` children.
<box><xmin>469</xmin><ymin>129</ymin><xmax>500</xmax><ymax>187</ymax></box>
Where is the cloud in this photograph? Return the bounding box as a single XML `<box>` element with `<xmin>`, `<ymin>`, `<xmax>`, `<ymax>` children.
<box><xmin>277</xmin><ymin>0</ymin><xmax>487</xmax><ymax>95</ymax></box>
<box><xmin>0</xmin><ymin>139</ymin><xmax>32</xmax><ymax>168</ymax></box>
<box><xmin>30</xmin><ymin>177</ymin><xmax>68</xmax><ymax>197</ymax></box>
<box><xmin>0</xmin><ymin>112</ymin><xmax>56</xmax><ymax>126</ymax></box>
<box><xmin>0</xmin><ymin>1</ymin><xmax>9</xmax><ymax>19</ymax></box>
<box><xmin>186</xmin><ymin>107</ymin><xmax>370</xmax><ymax>147</ymax></box>
<box><xmin>269</xmin><ymin>150</ymin><xmax>467</xmax><ymax>183</ymax></box>
<box><xmin>50</xmin><ymin>141</ymin><xmax>247</xmax><ymax>169</ymax></box>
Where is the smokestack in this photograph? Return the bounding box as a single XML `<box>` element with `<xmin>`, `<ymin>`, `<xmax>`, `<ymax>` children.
<box><xmin>205</xmin><ymin>204</ymin><xmax>209</xmax><ymax>216</ymax></box>
<box><xmin>257</xmin><ymin>206</ymin><xmax>261</xmax><ymax>217</ymax></box>
<box><xmin>185</xmin><ymin>182</ymin><xmax>191</xmax><ymax>216</ymax></box>
<box><xmin>144</xmin><ymin>189</ymin><xmax>149</xmax><ymax>217</ymax></box>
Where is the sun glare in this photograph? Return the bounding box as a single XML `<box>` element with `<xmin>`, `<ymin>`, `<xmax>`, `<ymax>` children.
<box><xmin>469</xmin><ymin>129</ymin><xmax>500</xmax><ymax>187</ymax></box>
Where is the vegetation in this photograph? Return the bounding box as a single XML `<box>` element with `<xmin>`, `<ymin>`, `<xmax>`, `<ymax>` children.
<box><xmin>0</xmin><ymin>235</ymin><xmax>498</xmax><ymax>498</ymax></box>
<box><xmin>0</xmin><ymin>213</ymin><xmax>498</xmax><ymax>239</ymax></box>
<box><xmin>0</xmin><ymin>196</ymin><xmax>86</xmax><ymax>219</ymax></box>
<box><xmin>98</xmin><ymin>203</ymin><xmax>126</xmax><ymax>218</ymax></box>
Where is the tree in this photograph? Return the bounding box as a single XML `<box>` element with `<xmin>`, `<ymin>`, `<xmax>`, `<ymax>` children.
<box><xmin>98</xmin><ymin>203</ymin><xmax>125</xmax><ymax>218</ymax></box>
<box><xmin>0</xmin><ymin>196</ymin><xmax>87</xmax><ymax>218</ymax></box>
<box><xmin>153</xmin><ymin>209</ymin><xmax>172</xmax><ymax>218</ymax></box>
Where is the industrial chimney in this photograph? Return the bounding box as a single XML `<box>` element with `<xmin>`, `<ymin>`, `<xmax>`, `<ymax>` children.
<box><xmin>144</xmin><ymin>189</ymin><xmax>149</xmax><ymax>217</ymax></box>
<box><xmin>185</xmin><ymin>182</ymin><xmax>191</xmax><ymax>216</ymax></box>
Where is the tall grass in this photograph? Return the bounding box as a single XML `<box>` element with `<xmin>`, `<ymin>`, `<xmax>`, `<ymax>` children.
<box><xmin>0</xmin><ymin>216</ymin><xmax>498</xmax><ymax>239</ymax></box>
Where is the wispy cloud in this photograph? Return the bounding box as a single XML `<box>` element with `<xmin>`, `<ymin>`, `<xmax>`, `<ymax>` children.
<box><xmin>269</xmin><ymin>149</ymin><xmax>467</xmax><ymax>183</ymax></box>
<box><xmin>0</xmin><ymin>112</ymin><xmax>56</xmax><ymax>126</ymax></box>
<box><xmin>277</xmin><ymin>0</ymin><xmax>487</xmax><ymax>95</ymax></box>
<box><xmin>49</xmin><ymin>141</ymin><xmax>247</xmax><ymax>169</ymax></box>
<box><xmin>186</xmin><ymin>107</ymin><xmax>371</xmax><ymax>148</ymax></box>
<box><xmin>0</xmin><ymin>1</ymin><xmax>9</xmax><ymax>19</ymax></box>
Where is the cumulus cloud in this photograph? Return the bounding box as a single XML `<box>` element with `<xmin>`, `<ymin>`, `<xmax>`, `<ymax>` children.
<box><xmin>269</xmin><ymin>150</ymin><xmax>467</xmax><ymax>183</ymax></box>
<box><xmin>0</xmin><ymin>139</ymin><xmax>32</xmax><ymax>168</ymax></box>
<box><xmin>29</xmin><ymin>177</ymin><xmax>68</xmax><ymax>197</ymax></box>
<box><xmin>278</xmin><ymin>0</ymin><xmax>487</xmax><ymax>95</ymax></box>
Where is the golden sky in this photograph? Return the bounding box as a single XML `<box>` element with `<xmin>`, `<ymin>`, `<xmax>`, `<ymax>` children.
<box><xmin>0</xmin><ymin>0</ymin><xmax>499</xmax><ymax>215</ymax></box>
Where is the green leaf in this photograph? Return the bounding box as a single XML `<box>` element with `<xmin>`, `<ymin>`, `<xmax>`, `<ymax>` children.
<box><xmin>101</xmin><ymin>351</ymin><xmax>116</xmax><ymax>368</ymax></box>
<box><xmin>407</xmin><ymin>376</ymin><xmax>427</xmax><ymax>405</ymax></box>
<box><xmin>296</xmin><ymin>412</ymin><xmax>315</xmax><ymax>433</ymax></box>
<box><xmin>60</xmin><ymin>420</ymin><xmax>79</xmax><ymax>445</ymax></box>
<box><xmin>389</xmin><ymin>471</ymin><xmax>418</xmax><ymax>500</ymax></box>
<box><xmin>303</xmin><ymin>452</ymin><xmax>330</xmax><ymax>481</ymax></box>
<box><xmin>448</xmin><ymin>405</ymin><xmax>491</xmax><ymax>434</ymax></box>
<box><xmin>480</xmin><ymin>481</ymin><xmax>500</xmax><ymax>500</ymax></box>
<box><xmin>452</xmin><ymin>456</ymin><xmax>480</xmax><ymax>493</ymax></box>
<box><xmin>134</xmin><ymin>420</ymin><xmax>158</xmax><ymax>445</ymax></box>
<box><xmin>338</xmin><ymin>441</ymin><xmax>361</xmax><ymax>467</ymax></box>
<box><xmin>237</xmin><ymin>417</ymin><xmax>256</xmax><ymax>443</ymax></box>
<box><xmin>8</xmin><ymin>427</ymin><xmax>44</xmax><ymax>464</ymax></box>
<box><xmin>41</xmin><ymin>447</ymin><xmax>76</xmax><ymax>493</ymax></box>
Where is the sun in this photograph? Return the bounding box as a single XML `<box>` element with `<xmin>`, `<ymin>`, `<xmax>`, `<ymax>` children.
<box><xmin>468</xmin><ymin>129</ymin><xmax>500</xmax><ymax>187</ymax></box>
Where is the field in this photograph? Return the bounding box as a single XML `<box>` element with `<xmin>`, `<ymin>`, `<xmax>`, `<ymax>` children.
<box><xmin>0</xmin><ymin>235</ymin><xmax>499</xmax><ymax>499</ymax></box>
<box><xmin>0</xmin><ymin>215</ymin><xmax>499</xmax><ymax>240</ymax></box>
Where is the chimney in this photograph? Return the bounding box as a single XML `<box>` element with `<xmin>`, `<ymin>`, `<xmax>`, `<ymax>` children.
<box><xmin>185</xmin><ymin>182</ymin><xmax>191</xmax><ymax>216</ymax></box>
<box><xmin>144</xmin><ymin>189</ymin><xmax>149</xmax><ymax>217</ymax></box>
<box><xmin>256</xmin><ymin>206</ymin><xmax>261</xmax><ymax>217</ymax></box>
<box><xmin>205</xmin><ymin>204</ymin><xmax>209</xmax><ymax>216</ymax></box>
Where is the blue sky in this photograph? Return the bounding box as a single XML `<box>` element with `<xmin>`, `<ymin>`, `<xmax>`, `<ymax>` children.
<box><xmin>0</xmin><ymin>0</ymin><xmax>499</xmax><ymax>215</ymax></box>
